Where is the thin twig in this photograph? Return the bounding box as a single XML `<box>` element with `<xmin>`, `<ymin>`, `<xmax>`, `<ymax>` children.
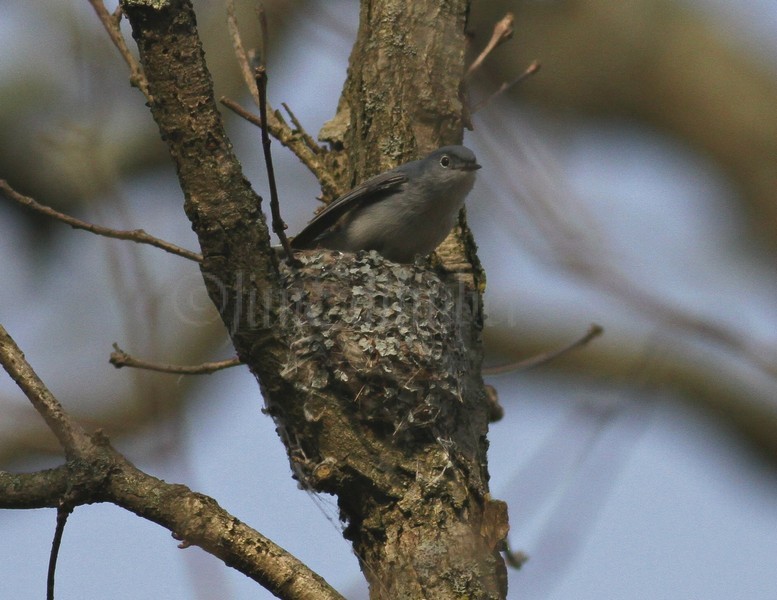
<box><xmin>87</xmin><ymin>0</ymin><xmax>151</xmax><ymax>102</ymax></box>
<box><xmin>220</xmin><ymin>96</ymin><xmax>263</xmax><ymax>127</ymax></box>
<box><xmin>225</xmin><ymin>0</ymin><xmax>260</xmax><ymax>105</ymax></box>
<box><xmin>255</xmin><ymin>66</ymin><xmax>296</xmax><ymax>261</ymax></box>
<box><xmin>0</xmin><ymin>180</ymin><xmax>202</xmax><ymax>263</ymax></box>
<box><xmin>220</xmin><ymin>95</ymin><xmax>340</xmax><ymax>200</ymax></box>
<box><xmin>282</xmin><ymin>102</ymin><xmax>321</xmax><ymax>154</ymax></box>
<box><xmin>0</xmin><ymin>325</ymin><xmax>93</xmax><ymax>457</ymax></box>
<box><xmin>466</xmin><ymin>12</ymin><xmax>515</xmax><ymax>78</ymax></box>
<box><xmin>47</xmin><ymin>502</ymin><xmax>73</xmax><ymax>600</ymax></box>
<box><xmin>223</xmin><ymin>0</ymin><xmax>339</xmax><ymax>200</ymax></box>
<box><xmin>110</xmin><ymin>343</ymin><xmax>240</xmax><ymax>374</ymax></box>
<box><xmin>225</xmin><ymin>2</ymin><xmax>298</xmax><ymax>249</ymax></box>
<box><xmin>483</xmin><ymin>323</ymin><xmax>603</xmax><ymax>375</ymax></box>
<box><xmin>472</xmin><ymin>60</ymin><xmax>541</xmax><ymax>114</ymax></box>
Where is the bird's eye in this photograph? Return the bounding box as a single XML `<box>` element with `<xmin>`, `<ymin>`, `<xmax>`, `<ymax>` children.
<box><xmin>440</xmin><ymin>155</ymin><xmax>451</xmax><ymax>168</ymax></box>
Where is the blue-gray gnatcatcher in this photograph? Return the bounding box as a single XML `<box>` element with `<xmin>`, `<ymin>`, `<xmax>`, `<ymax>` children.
<box><xmin>291</xmin><ymin>146</ymin><xmax>480</xmax><ymax>263</ymax></box>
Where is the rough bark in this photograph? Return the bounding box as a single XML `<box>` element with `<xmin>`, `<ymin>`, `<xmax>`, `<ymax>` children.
<box><xmin>323</xmin><ymin>1</ymin><xmax>471</xmax><ymax>176</ymax></box>
<box><xmin>121</xmin><ymin>0</ymin><xmax>507</xmax><ymax>597</ymax></box>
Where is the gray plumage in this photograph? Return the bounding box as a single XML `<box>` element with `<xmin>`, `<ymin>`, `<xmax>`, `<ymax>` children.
<box><xmin>291</xmin><ymin>146</ymin><xmax>480</xmax><ymax>263</ymax></box>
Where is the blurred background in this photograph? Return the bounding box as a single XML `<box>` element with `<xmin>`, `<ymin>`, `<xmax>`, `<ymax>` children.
<box><xmin>1</xmin><ymin>0</ymin><xmax>776</xmax><ymax>598</ymax></box>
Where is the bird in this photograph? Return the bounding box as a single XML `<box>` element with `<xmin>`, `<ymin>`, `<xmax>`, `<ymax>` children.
<box><xmin>290</xmin><ymin>146</ymin><xmax>480</xmax><ymax>263</ymax></box>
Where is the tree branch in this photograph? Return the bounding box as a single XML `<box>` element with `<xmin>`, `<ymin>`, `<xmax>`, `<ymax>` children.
<box><xmin>106</xmin><ymin>455</ymin><xmax>345</xmax><ymax>600</ymax></box>
<box><xmin>0</xmin><ymin>467</ymin><xmax>70</xmax><ymax>509</ymax></box>
<box><xmin>466</xmin><ymin>12</ymin><xmax>514</xmax><ymax>77</ymax></box>
<box><xmin>472</xmin><ymin>60</ymin><xmax>541</xmax><ymax>113</ymax></box>
<box><xmin>220</xmin><ymin>96</ymin><xmax>337</xmax><ymax>201</ymax></box>
<box><xmin>224</xmin><ymin>0</ymin><xmax>340</xmax><ymax>201</ymax></box>
<box><xmin>48</xmin><ymin>503</ymin><xmax>72</xmax><ymax>600</ymax></box>
<box><xmin>484</xmin><ymin>323</ymin><xmax>603</xmax><ymax>374</ymax></box>
<box><xmin>109</xmin><ymin>343</ymin><xmax>240</xmax><ymax>374</ymax></box>
<box><xmin>0</xmin><ymin>325</ymin><xmax>94</xmax><ymax>457</ymax></box>
<box><xmin>0</xmin><ymin>325</ymin><xmax>344</xmax><ymax>600</ymax></box>
<box><xmin>255</xmin><ymin>65</ymin><xmax>296</xmax><ymax>261</ymax></box>
<box><xmin>0</xmin><ymin>181</ymin><xmax>202</xmax><ymax>263</ymax></box>
<box><xmin>88</xmin><ymin>0</ymin><xmax>152</xmax><ymax>102</ymax></box>
<box><xmin>0</xmin><ymin>459</ymin><xmax>345</xmax><ymax>600</ymax></box>
<box><xmin>281</xmin><ymin>102</ymin><xmax>322</xmax><ymax>155</ymax></box>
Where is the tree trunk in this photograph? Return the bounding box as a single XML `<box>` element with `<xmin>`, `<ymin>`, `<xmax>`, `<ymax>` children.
<box><xmin>121</xmin><ymin>0</ymin><xmax>508</xmax><ymax>597</ymax></box>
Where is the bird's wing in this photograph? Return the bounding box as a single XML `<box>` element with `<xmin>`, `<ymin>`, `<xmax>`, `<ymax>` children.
<box><xmin>291</xmin><ymin>169</ymin><xmax>408</xmax><ymax>249</ymax></box>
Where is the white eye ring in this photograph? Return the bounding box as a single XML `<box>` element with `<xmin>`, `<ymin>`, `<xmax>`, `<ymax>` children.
<box><xmin>440</xmin><ymin>155</ymin><xmax>451</xmax><ymax>168</ymax></box>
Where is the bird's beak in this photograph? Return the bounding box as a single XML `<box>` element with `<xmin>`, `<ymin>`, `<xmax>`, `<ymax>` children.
<box><xmin>462</xmin><ymin>162</ymin><xmax>482</xmax><ymax>171</ymax></box>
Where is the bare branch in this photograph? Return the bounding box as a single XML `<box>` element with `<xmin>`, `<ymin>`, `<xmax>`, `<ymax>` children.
<box><xmin>0</xmin><ymin>468</ymin><xmax>69</xmax><ymax>509</ymax></box>
<box><xmin>223</xmin><ymin>0</ymin><xmax>340</xmax><ymax>200</ymax></box>
<box><xmin>87</xmin><ymin>0</ymin><xmax>151</xmax><ymax>102</ymax></box>
<box><xmin>0</xmin><ymin>180</ymin><xmax>202</xmax><ymax>263</ymax></box>
<box><xmin>110</xmin><ymin>343</ymin><xmax>240</xmax><ymax>374</ymax></box>
<box><xmin>472</xmin><ymin>60</ymin><xmax>541</xmax><ymax>113</ymax></box>
<box><xmin>0</xmin><ymin>325</ymin><xmax>94</xmax><ymax>457</ymax></box>
<box><xmin>466</xmin><ymin>12</ymin><xmax>515</xmax><ymax>78</ymax></box>
<box><xmin>48</xmin><ymin>503</ymin><xmax>72</xmax><ymax>600</ymax></box>
<box><xmin>255</xmin><ymin>66</ymin><xmax>296</xmax><ymax>261</ymax></box>
<box><xmin>0</xmin><ymin>458</ymin><xmax>345</xmax><ymax>600</ymax></box>
<box><xmin>484</xmin><ymin>323</ymin><xmax>603</xmax><ymax>375</ymax></box>
<box><xmin>123</xmin><ymin>458</ymin><xmax>350</xmax><ymax>600</ymax></box>
<box><xmin>219</xmin><ymin>95</ymin><xmax>340</xmax><ymax>201</ymax></box>
<box><xmin>220</xmin><ymin>95</ymin><xmax>262</xmax><ymax>126</ymax></box>
<box><xmin>0</xmin><ymin>327</ymin><xmax>344</xmax><ymax>600</ymax></box>
<box><xmin>282</xmin><ymin>102</ymin><xmax>322</xmax><ymax>154</ymax></box>
<box><xmin>225</xmin><ymin>0</ymin><xmax>260</xmax><ymax>105</ymax></box>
